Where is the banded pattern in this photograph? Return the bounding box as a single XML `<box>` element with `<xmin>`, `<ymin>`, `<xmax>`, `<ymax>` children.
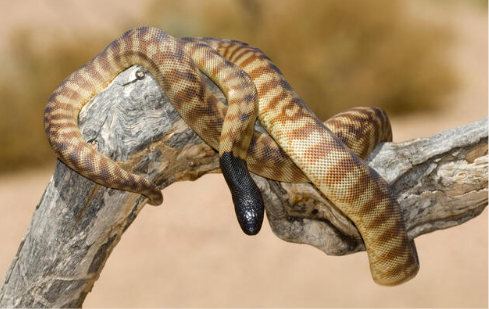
<box><xmin>44</xmin><ymin>27</ymin><xmax>419</xmax><ymax>285</ymax></box>
<box><xmin>184</xmin><ymin>37</ymin><xmax>419</xmax><ymax>285</ymax></box>
<box><xmin>323</xmin><ymin>107</ymin><xmax>393</xmax><ymax>160</ymax></box>
<box><xmin>45</xmin><ymin>27</ymin><xmax>264</xmax><ymax>234</ymax></box>
<box><xmin>178</xmin><ymin>40</ymin><xmax>265</xmax><ymax>234</ymax></box>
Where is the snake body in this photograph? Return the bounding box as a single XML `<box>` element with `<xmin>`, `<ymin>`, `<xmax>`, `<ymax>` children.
<box><xmin>44</xmin><ymin>27</ymin><xmax>419</xmax><ymax>285</ymax></box>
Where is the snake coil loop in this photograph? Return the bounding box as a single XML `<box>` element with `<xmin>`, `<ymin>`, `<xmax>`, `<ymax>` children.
<box><xmin>44</xmin><ymin>27</ymin><xmax>419</xmax><ymax>285</ymax></box>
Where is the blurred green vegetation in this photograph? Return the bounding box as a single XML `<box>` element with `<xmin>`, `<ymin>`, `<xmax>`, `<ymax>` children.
<box><xmin>0</xmin><ymin>0</ymin><xmax>458</xmax><ymax>174</ymax></box>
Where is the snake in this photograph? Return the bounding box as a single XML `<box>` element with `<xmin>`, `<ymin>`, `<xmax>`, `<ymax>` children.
<box><xmin>44</xmin><ymin>27</ymin><xmax>419</xmax><ymax>285</ymax></box>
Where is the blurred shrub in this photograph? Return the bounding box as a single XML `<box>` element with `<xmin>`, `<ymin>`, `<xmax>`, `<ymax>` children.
<box><xmin>0</xmin><ymin>0</ymin><xmax>457</xmax><ymax>173</ymax></box>
<box><xmin>148</xmin><ymin>0</ymin><xmax>456</xmax><ymax>118</ymax></box>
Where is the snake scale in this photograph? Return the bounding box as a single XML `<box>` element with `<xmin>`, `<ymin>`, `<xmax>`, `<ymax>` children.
<box><xmin>44</xmin><ymin>27</ymin><xmax>419</xmax><ymax>285</ymax></box>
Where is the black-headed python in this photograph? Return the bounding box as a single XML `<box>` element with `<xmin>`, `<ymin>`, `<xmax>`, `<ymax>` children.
<box><xmin>44</xmin><ymin>27</ymin><xmax>419</xmax><ymax>285</ymax></box>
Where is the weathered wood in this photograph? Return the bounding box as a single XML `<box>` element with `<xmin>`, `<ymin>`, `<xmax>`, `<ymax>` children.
<box><xmin>0</xmin><ymin>65</ymin><xmax>486</xmax><ymax>308</ymax></box>
<box><xmin>259</xmin><ymin>118</ymin><xmax>488</xmax><ymax>255</ymax></box>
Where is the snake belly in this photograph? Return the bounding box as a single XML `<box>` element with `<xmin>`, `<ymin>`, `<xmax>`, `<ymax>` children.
<box><xmin>185</xmin><ymin>37</ymin><xmax>419</xmax><ymax>286</ymax></box>
<box><xmin>44</xmin><ymin>27</ymin><xmax>419</xmax><ymax>286</ymax></box>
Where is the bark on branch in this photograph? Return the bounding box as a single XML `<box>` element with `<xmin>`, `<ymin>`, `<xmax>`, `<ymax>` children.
<box><xmin>0</xmin><ymin>65</ymin><xmax>487</xmax><ymax>307</ymax></box>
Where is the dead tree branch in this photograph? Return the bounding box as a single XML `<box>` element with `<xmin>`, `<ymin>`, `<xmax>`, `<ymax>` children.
<box><xmin>0</xmin><ymin>65</ymin><xmax>486</xmax><ymax>308</ymax></box>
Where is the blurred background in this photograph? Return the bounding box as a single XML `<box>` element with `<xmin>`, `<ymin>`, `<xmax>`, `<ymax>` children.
<box><xmin>0</xmin><ymin>0</ymin><xmax>486</xmax><ymax>307</ymax></box>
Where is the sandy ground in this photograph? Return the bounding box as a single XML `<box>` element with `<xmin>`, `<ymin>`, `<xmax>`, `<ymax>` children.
<box><xmin>0</xmin><ymin>171</ymin><xmax>486</xmax><ymax>307</ymax></box>
<box><xmin>0</xmin><ymin>0</ymin><xmax>487</xmax><ymax>307</ymax></box>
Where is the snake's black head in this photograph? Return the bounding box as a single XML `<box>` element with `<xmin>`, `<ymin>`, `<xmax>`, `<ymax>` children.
<box><xmin>234</xmin><ymin>191</ymin><xmax>264</xmax><ymax>235</ymax></box>
<box><xmin>220</xmin><ymin>152</ymin><xmax>265</xmax><ymax>236</ymax></box>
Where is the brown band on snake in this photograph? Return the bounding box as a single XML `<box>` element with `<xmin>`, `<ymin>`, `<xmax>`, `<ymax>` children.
<box><xmin>190</xmin><ymin>37</ymin><xmax>419</xmax><ymax>285</ymax></box>
<box><xmin>179</xmin><ymin>39</ymin><xmax>265</xmax><ymax>235</ymax></box>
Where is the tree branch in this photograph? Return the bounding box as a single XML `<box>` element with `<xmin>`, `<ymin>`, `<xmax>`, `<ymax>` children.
<box><xmin>259</xmin><ymin>117</ymin><xmax>488</xmax><ymax>255</ymax></box>
<box><xmin>0</xmin><ymin>65</ymin><xmax>486</xmax><ymax>307</ymax></box>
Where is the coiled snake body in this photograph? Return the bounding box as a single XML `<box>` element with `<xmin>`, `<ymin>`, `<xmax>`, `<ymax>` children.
<box><xmin>44</xmin><ymin>27</ymin><xmax>419</xmax><ymax>285</ymax></box>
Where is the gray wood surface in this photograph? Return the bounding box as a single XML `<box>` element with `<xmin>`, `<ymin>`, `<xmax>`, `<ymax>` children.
<box><xmin>0</xmin><ymin>65</ymin><xmax>486</xmax><ymax>308</ymax></box>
